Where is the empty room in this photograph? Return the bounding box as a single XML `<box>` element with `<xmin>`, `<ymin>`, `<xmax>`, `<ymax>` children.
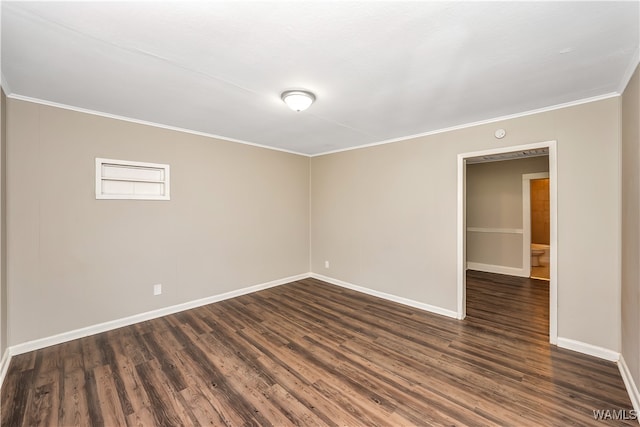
<box><xmin>1</xmin><ymin>1</ymin><xmax>639</xmax><ymax>425</ymax></box>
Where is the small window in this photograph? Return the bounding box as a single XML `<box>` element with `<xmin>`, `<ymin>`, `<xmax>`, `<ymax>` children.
<box><xmin>96</xmin><ymin>158</ymin><xmax>170</xmax><ymax>200</ymax></box>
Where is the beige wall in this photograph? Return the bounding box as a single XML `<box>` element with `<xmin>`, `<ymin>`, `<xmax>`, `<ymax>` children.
<box><xmin>466</xmin><ymin>156</ymin><xmax>549</xmax><ymax>268</ymax></box>
<box><xmin>2</xmin><ymin>87</ymin><xmax>628</xmax><ymax>357</ymax></box>
<box><xmin>0</xmin><ymin>90</ymin><xmax>6</xmax><ymax>356</ymax></box>
<box><xmin>311</xmin><ymin>97</ymin><xmax>621</xmax><ymax>351</ymax></box>
<box><xmin>6</xmin><ymin>99</ymin><xmax>310</xmax><ymax>346</ymax></box>
<box><xmin>622</xmin><ymin>65</ymin><xmax>640</xmax><ymax>390</ymax></box>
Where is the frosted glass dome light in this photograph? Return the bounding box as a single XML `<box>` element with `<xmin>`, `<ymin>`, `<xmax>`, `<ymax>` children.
<box><xmin>281</xmin><ymin>90</ymin><xmax>316</xmax><ymax>112</ymax></box>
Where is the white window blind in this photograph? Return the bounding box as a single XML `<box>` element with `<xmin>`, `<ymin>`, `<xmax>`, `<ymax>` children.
<box><xmin>96</xmin><ymin>158</ymin><xmax>170</xmax><ymax>200</ymax></box>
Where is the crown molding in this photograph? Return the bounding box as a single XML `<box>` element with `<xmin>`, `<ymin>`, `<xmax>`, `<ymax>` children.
<box><xmin>618</xmin><ymin>46</ymin><xmax>640</xmax><ymax>94</ymax></box>
<box><xmin>6</xmin><ymin>93</ymin><xmax>309</xmax><ymax>157</ymax></box>
<box><xmin>311</xmin><ymin>93</ymin><xmax>619</xmax><ymax>157</ymax></box>
<box><xmin>6</xmin><ymin>90</ymin><xmax>622</xmax><ymax>159</ymax></box>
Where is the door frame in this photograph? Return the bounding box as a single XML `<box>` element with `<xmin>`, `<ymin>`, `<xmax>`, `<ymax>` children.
<box><xmin>523</xmin><ymin>172</ymin><xmax>550</xmax><ymax>278</ymax></box>
<box><xmin>457</xmin><ymin>140</ymin><xmax>558</xmax><ymax>344</ymax></box>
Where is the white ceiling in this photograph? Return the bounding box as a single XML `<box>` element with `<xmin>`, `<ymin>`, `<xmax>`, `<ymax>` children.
<box><xmin>2</xmin><ymin>1</ymin><xmax>639</xmax><ymax>156</ymax></box>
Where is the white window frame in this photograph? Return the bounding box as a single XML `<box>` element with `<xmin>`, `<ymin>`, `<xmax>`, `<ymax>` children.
<box><xmin>95</xmin><ymin>158</ymin><xmax>171</xmax><ymax>200</ymax></box>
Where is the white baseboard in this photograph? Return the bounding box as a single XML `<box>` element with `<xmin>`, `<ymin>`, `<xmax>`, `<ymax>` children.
<box><xmin>0</xmin><ymin>348</ymin><xmax>10</xmax><ymax>391</ymax></box>
<box><xmin>9</xmin><ymin>273</ymin><xmax>311</xmax><ymax>356</ymax></box>
<box><xmin>619</xmin><ymin>355</ymin><xmax>640</xmax><ymax>414</ymax></box>
<box><xmin>467</xmin><ymin>262</ymin><xmax>527</xmax><ymax>277</ymax></box>
<box><xmin>556</xmin><ymin>337</ymin><xmax>620</xmax><ymax>362</ymax></box>
<box><xmin>6</xmin><ymin>270</ymin><xmax>630</xmax><ymax>406</ymax></box>
<box><xmin>310</xmin><ymin>273</ymin><xmax>458</xmax><ymax>319</ymax></box>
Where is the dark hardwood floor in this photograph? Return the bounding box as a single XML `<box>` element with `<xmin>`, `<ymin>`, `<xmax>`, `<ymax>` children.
<box><xmin>1</xmin><ymin>271</ymin><xmax>634</xmax><ymax>426</ymax></box>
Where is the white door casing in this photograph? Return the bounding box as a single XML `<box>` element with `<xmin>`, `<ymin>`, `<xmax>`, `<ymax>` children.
<box><xmin>457</xmin><ymin>140</ymin><xmax>557</xmax><ymax>344</ymax></box>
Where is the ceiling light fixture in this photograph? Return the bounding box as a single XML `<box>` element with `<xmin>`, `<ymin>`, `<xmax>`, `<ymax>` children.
<box><xmin>281</xmin><ymin>90</ymin><xmax>316</xmax><ymax>112</ymax></box>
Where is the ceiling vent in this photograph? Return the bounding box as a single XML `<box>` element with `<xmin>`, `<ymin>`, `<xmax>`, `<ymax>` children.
<box><xmin>466</xmin><ymin>148</ymin><xmax>549</xmax><ymax>164</ymax></box>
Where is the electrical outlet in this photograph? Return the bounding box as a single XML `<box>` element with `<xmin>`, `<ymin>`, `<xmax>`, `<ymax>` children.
<box><xmin>153</xmin><ymin>284</ymin><xmax>162</xmax><ymax>296</ymax></box>
<box><xmin>325</xmin><ymin>260</ymin><xmax>330</xmax><ymax>268</ymax></box>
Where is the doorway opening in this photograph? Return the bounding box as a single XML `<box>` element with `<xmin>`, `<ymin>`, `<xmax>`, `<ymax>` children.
<box><xmin>524</xmin><ymin>175</ymin><xmax>550</xmax><ymax>281</ymax></box>
<box><xmin>457</xmin><ymin>141</ymin><xmax>557</xmax><ymax>345</ymax></box>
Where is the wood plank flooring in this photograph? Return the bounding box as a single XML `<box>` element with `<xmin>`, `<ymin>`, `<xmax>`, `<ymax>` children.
<box><xmin>1</xmin><ymin>271</ymin><xmax>635</xmax><ymax>426</ymax></box>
